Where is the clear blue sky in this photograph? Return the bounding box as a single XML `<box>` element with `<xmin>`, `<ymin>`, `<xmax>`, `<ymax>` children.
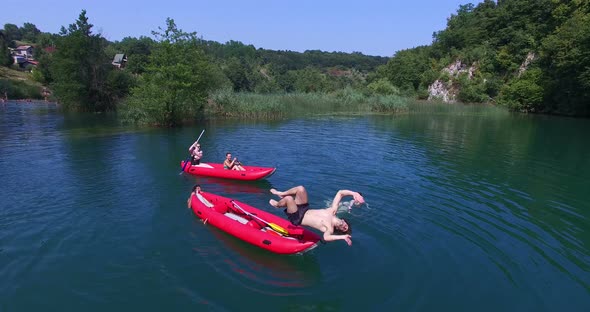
<box><xmin>2</xmin><ymin>0</ymin><xmax>480</xmax><ymax>57</ymax></box>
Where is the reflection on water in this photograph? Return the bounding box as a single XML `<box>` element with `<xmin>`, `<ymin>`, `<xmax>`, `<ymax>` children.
<box><xmin>2</xmin><ymin>103</ymin><xmax>590</xmax><ymax>310</ymax></box>
<box><xmin>194</xmin><ymin>227</ymin><xmax>321</xmax><ymax>296</ymax></box>
<box><xmin>183</xmin><ymin>175</ymin><xmax>274</xmax><ymax>195</ymax></box>
<box><xmin>369</xmin><ymin>114</ymin><xmax>590</xmax><ymax>297</ymax></box>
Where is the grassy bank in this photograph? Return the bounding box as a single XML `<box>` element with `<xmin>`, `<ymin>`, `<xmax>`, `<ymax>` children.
<box><xmin>0</xmin><ymin>67</ymin><xmax>44</xmax><ymax>100</ymax></box>
<box><xmin>206</xmin><ymin>88</ymin><xmax>409</xmax><ymax>118</ymax></box>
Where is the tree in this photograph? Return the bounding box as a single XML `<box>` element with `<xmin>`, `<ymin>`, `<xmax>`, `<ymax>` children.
<box><xmin>291</xmin><ymin>67</ymin><xmax>329</xmax><ymax>93</ymax></box>
<box><xmin>223</xmin><ymin>57</ymin><xmax>252</xmax><ymax>91</ymax></box>
<box><xmin>380</xmin><ymin>46</ymin><xmax>432</xmax><ymax>93</ymax></box>
<box><xmin>113</xmin><ymin>36</ymin><xmax>155</xmax><ymax>74</ymax></box>
<box><xmin>3</xmin><ymin>23</ymin><xmax>21</xmax><ymax>47</ymax></box>
<box><xmin>123</xmin><ymin>18</ymin><xmax>219</xmax><ymax>126</ymax></box>
<box><xmin>20</xmin><ymin>22</ymin><xmax>41</xmax><ymax>42</ymax></box>
<box><xmin>50</xmin><ymin>10</ymin><xmax>117</xmax><ymax>111</ymax></box>
<box><xmin>0</xmin><ymin>31</ymin><xmax>13</xmax><ymax>66</ymax></box>
<box><xmin>540</xmin><ymin>11</ymin><xmax>590</xmax><ymax>116</ymax></box>
<box><xmin>497</xmin><ymin>68</ymin><xmax>544</xmax><ymax>112</ymax></box>
<box><xmin>367</xmin><ymin>78</ymin><xmax>400</xmax><ymax>95</ymax></box>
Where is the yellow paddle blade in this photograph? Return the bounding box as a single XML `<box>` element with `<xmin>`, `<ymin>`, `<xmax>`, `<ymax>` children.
<box><xmin>268</xmin><ymin>223</ymin><xmax>289</xmax><ymax>236</ymax></box>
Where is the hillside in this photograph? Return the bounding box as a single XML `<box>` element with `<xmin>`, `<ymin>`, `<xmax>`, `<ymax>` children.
<box><xmin>377</xmin><ymin>0</ymin><xmax>590</xmax><ymax>117</ymax></box>
<box><xmin>0</xmin><ymin>66</ymin><xmax>44</xmax><ymax>99</ymax></box>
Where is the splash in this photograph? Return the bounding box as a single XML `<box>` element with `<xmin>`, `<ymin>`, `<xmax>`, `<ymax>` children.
<box><xmin>330</xmin><ymin>199</ymin><xmax>371</xmax><ymax>214</ymax></box>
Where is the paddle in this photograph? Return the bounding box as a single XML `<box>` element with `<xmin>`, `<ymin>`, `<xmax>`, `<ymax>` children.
<box><xmin>231</xmin><ymin>200</ymin><xmax>289</xmax><ymax>236</ymax></box>
<box><xmin>180</xmin><ymin>129</ymin><xmax>205</xmax><ymax>174</ymax></box>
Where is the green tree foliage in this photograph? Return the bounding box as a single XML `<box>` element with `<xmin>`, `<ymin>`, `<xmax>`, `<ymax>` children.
<box><xmin>540</xmin><ymin>11</ymin><xmax>590</xmax><ymax>116</ymax></box>
<box><xmin>123</xmin><ymin>18</ymin><xmax>219</xmax><ymax>126</ymax></box>
<box><xmin>379</xmin><ymin>46</ymin><xmax>432</xmax><ymax>94</ymax></box>
<box><xmin>199</xmin><ymin>40</ymin><xmax>388</xmax><ymax>73</ymax></box>
<box><xmin>366</xmin><ymin>78</ymin><xmax>400</xmax><ymax>96</ymax></box>
<box><xmin>497</xmin><ymin>68</ymin><xmax>544</xmax><ymax>112</ymax></box>
<box><xmin>223</xmin><ymin>57</ymin><xmax>254</xmax><ymax>92</ymax></box>
<box><xmin>49</xmin><ymin>10</ymin><xmax>125</xmax><ymax>111</ymax></box>
<box><xmin>21</xmin><ymin>23</ymin><xmax>41</xmax><ymax>42</ymax></box>
<box><xmin>380</xmin><ymin>0</ymin><xmax>590</xmax><ymax>116</ymax></box>
<box><xmin>112</xmin><ymin>36</ymin><xmax>155</xmax><ymax>74</ymax></box>
<box><xmin>290</xmin><ymin>67</ymin><xmax>330</xmax><ymax>93</ymax></box>
<box><xmin>35</xmin><ymin>32</ymin><xmax>58</xmax><ymax>49</ymax></box>
<box><xmin>0</xmin><ymin>31</ymin><xmax>13</xmax><ymax>66</ymax></box>
<box><xmin>2</xmin><ymin>24</ymin><xmax>21</xmax><ymax>47</ymax></box>
<box><xmin>456</xmin><ymin>73</ymin><xmax>489</xmax><ymax>103</ymax></box>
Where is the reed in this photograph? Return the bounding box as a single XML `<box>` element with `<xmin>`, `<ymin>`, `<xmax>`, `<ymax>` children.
<box><xmin>207</xmin><ymin>88</ymin><xmax>410</xmax><ymax>118</ymax></box>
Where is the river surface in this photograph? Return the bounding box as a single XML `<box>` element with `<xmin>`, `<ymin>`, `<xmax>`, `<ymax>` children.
<box><xmin>1</xmin><ymin>101</ymin><xmax>589</xmax><ymax>311</ymax></box>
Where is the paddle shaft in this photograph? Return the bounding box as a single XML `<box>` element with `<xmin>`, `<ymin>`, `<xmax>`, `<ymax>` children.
<box><xmin>194</xmin><ymin>129</ymin><xmax>205</xmax><ymax>146</ymax></box>
<box><xmin>231</xmin><ymin>201</ymin><xmax>288</xmax><ymax>235</ymax></box>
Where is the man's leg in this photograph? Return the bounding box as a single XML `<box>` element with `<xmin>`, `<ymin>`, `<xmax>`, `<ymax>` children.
<box><xmin>269</xmin><ymin>196</ymin><xmax>299</xmax><ymax>213</ymax></box>
<box><xmin>270</xmin><ymin>185</ymin><xmax>308</xmax><ymax>205</ymax></box>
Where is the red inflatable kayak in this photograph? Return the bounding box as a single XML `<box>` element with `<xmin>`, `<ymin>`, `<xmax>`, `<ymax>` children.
<box><xmin>181</xmin><ymin>161</ymin><xmax>276</xmax><ymax>181</ymax></box>
<box><xmin>189</xmin><ymin>191</ymin><xmax>321</xmax><ymax>254</ymax></box>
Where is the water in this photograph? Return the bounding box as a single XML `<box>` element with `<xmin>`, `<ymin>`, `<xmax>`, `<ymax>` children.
<box><xmin>1</xmin><ymin>102</ymin><xmax>589</xmax><ymax>311</ymax></box>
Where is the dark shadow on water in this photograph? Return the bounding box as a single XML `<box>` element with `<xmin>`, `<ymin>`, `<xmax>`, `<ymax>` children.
<box><xmin>204</xmin><ymin>225</ymin><xmax>322</xmax><ymax>295</ymax></box>
<box><xmin>183</xmin><ymin>174</ymin><xmax>274</xmax><ymax>195</ymax></box>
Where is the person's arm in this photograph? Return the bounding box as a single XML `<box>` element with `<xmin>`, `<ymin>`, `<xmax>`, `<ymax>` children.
<box><xmin>322</xmin><ymin>229</ymin><xmax>352</xmax><ymax>246</ymax></box>
<box><xmin>189</xmin><ymin>141</ymin><xmax>198</xmax><ymax>152</ymax></box>
<box><xmin>187</xmin><ymin>192</ymin><xmax>194</xmax><ymax>209</ymax></box>
<box><xmin>328</xmin><ymin>190</ymin><xmax>364</xmax><ymax>214</ymax></box>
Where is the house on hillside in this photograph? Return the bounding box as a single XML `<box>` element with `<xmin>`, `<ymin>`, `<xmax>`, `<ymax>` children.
<box><xmin>14</xmin><ymin>45</ymin><xmax>34</xmax><ymax>59</ymax></box>
<box><xmin>112</xmin><ymin>53</ymin><xmax>127</xmax><ymax>69</ymax></box>
<box><xmin>12</xmin><ymin>56</ymin><xmax>37</xmax><ymax>70</ymax></box>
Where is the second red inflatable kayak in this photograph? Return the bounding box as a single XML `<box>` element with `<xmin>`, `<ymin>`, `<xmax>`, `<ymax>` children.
<box><xmin>181</xmin><ymin>161</ymin><xmax>276</xmax><ymax>181</ymax></box>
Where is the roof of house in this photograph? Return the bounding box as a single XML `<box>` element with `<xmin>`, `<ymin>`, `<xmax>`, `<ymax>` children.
<box><xmin>112</xmin><ymin>54</ymin><xmax>126</xmax><ymax>63</ymax></box>
<box><xmin>16</xmin><ymin>45</ymin><xmax>33</xmax><ymax>50</ymax></box>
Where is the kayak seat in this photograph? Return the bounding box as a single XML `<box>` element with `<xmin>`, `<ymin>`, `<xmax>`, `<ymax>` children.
<box><xmin>224</xmin><ymin>212</ymin><xmax>249</xmax><ymax>224</ymax></box>
<box><xmin>196</xmin><ymin>193</ymin><xmax>214</xmax><ymax>208</ymax></box>
<box><xmin>193</xmin><ymin>163</ymin><xmax>214</xmax><ymax>169</ymax></box>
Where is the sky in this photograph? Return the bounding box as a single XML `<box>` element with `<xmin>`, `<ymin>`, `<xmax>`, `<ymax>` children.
<box><xmin>2</xmin><ymin>0</ymin><xmax>481</xmax><ymax>57</ymax></box>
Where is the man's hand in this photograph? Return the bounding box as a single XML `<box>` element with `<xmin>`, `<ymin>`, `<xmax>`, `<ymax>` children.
<box><xmin>343</xmin><ymin>234</ymin><xmax>352</xmax><ymax>246</ymax></box>
<box><xmin>353</xmin><ymin>192</ymin><xmax>365</xmax><ymax>205</ymax></box>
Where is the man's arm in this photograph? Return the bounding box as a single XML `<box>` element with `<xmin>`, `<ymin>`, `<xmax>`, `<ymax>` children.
<box><xmin>323</xmin><ymin>232</ymin><xmax>352</xmax><ymax>246</ymax></box>
<box><xmin>187</xmin><ymin>193</ymin><xmax>193</xmax><ymax>209</ymax></box>
<box><xmin>319</xmin><ymin>223</ymin><xmax>353</xmax><ymax>246</ymax></box>
<box><xmin>328</xmin><ymin>190</ymin><xmax>365</xmax><ymax>214</ymax></box>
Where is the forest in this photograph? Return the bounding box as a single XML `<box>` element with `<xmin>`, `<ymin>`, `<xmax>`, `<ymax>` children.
<box><xmin>1</xmin><ymin>0</ymin><xmax>589</xmax><ymax>126</ymax></box>
<box><xmin>378</xmin><ymin>0</ymin><xmax>590</xmax><ymax>116</ymax></box>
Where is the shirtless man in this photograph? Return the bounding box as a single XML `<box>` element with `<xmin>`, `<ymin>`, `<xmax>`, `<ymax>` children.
<box><xmin>269</xmin><ymin>185</ymin><xmax>364</xmax><ymax>246</ymax></box>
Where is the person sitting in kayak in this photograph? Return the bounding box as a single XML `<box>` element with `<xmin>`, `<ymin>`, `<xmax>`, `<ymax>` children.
<box><xmin>269</xmin><ymin>185</ymin><xmax>364</xmax><ymax>246</ymax></box>
<box><xmin>187</xmin><ymin>184</ymin><xmax>202</xmax><ymax>208</ymax></box>
<box><xmin>188</xmin><ymin>141</ymin><xmax>203</xmax><ymax>165</ymax></box>
<box><xmin>223</xmin><ymin>152</ymin><xmax>245</xmax><ymax>171</ymax></box>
